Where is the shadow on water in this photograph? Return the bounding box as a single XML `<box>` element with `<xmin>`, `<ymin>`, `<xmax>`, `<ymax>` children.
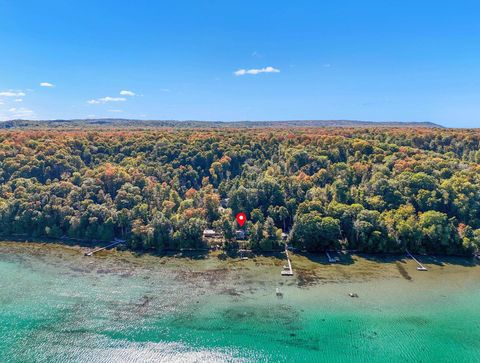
<box><xmin>296</xmin><ymin>251</ymin><xmax>355</xmax><ymax>266</ymax></box>
<box><xmin>358</xmin><ymin>253</ymin><xmax>405</xmax><ymax>264</ymax></box>
<box><xmin>0</xmin><ymin>235</ymin><xmax>101</xmax><ymax>249</ymax></box>
<box><xmin>395</xmin><ymin>262</ymin><xmax>412</xmax><ymax>281</ymax></box>
<box><xmin>296</xmin><ymin>249</ymin><xmax>477</xmax><ymax>269</ymax></box>
<box><xmin>422</xmin><ymin>254</ymin><xmax>477</xmax><ymax>267</ymax></box>
<box><xmin>141</xmin><ymin>248</ymin><xmax>478</xmax><ymax>267</ymax></box>
<box><xmin>356</xmin><ymin>252</ymin><xmax>477</xmax><ymax>268</ymax></box>
<box><xmin>218</xmin><ymin>250</ymin><xmax>285</xmax><ymax>261</ymax></box>
<box><xmin>142</xmin><ymin>249</ymin><xmax>210</xmax><ymax>260</ymax></box>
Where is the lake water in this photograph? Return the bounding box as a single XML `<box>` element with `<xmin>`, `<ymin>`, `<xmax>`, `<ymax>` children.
<box><xmin>1</xmin><ymin>242</ymin><xmax>479</xmax><ymax>362</ymax></box>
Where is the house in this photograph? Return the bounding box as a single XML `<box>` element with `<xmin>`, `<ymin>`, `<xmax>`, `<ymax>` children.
<box><xmin>203</xmin><ymin>229</ymin><xmax>218</xmax><ymax>238</ymax></box>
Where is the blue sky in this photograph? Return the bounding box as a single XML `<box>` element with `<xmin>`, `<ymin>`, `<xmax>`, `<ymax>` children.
<box><xmin>0</xmin><ymin>0</ymin><xmax>479</xmax><ymax>127</ymax></box>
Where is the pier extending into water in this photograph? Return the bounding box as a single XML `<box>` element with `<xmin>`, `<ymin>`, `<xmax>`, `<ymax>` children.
<box><xmin>281</xmin><ymin>245</ymin><xmax>293</xmax><ymax>276</ymax></box>
<box><xmin>406</xmin><ymin>249</ymin><xmax>428</xmax><ymax>271</ymax></box>
<box><xmin>326</xmin><ymin>251</ymin><xmax>340</xmax><ymax>263</ymax></box>
<box><xmin>84</xmin><ymin>239</ymin><xmax>125</xmax><ymax>256</ymax></box>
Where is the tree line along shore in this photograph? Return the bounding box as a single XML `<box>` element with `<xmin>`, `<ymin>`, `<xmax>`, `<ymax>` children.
<box><xmin>0</xmin><ymin>127</ymin><xmax>479</xmax><ymax>256</ymax></box>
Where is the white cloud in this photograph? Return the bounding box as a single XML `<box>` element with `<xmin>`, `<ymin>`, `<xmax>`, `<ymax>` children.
<box><xmin>120</xmin><ymin>90</ymin><xmax>135</xmax><ymax>96</ymax></box>
<box><xmin>100</xmin><ymin>97</ymin><xmax>126</xmax><ymax>102</ymax></box>
<box><xmin>87</xmin><ymin>96</ymin><xmax>126</xmax><ymax>104</ymax></box>
<box><xmin>4</xmin><ymin>107</ymin><xmax>35</xmax><ymax>119</ymax></box>
<box><xmin>40</xmin><ymin>82</ymin><xmax>55</xmax><ymax>87</ymax></box>
<box><xmin>234</xmin><ymin>66</ymin><xmax>280</xmax><ymax>76</ymax></box>
<box><xmin>0</xmin><ymin>91</ymin><xmax>26</xmax><ymax>97</ymax></box>
<box><xmin>108</xmin><ymin>109</ymin><xmax>123</xmax><ymax>113</ymax></box>
<box><xmin>14</xmin><ymin>98</ymin><xmax>23</xmax><ymax>102</ymax></box>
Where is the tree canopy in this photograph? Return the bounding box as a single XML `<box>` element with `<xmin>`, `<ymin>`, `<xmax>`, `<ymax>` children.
<box><xmin>0</xmin><ymin>127</ymin><xmax>479</xmax><ymax>254</ymax></box>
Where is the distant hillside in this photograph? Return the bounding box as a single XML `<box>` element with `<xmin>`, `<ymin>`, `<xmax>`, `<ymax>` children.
<box><xmin>0</xmin><ymin>118</ymin><xmax>443</xmax><ymax>129</ymax></box>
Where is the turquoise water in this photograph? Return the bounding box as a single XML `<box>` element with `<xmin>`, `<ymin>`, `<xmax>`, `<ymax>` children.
<box><xmin>1</xmin><ymin>243</ymin><xmax>480</xmax><ymax>362</ymax></box>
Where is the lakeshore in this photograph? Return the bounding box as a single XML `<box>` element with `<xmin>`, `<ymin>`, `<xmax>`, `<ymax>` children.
<box><xmin>1</xmin><ymin>241</ymin><xmax>479</xmax><ymax>362</ymax></box>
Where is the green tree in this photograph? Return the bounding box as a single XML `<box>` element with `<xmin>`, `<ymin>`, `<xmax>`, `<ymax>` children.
<box><xmin>259</xmin><ymin>217</ymin><xmax>280</xmax><ymax>251</ymax></box>
<box><xmin>291</xmin><ymin>212</ymin><xmax>341</xmax><ymax>252</ymax></box>
<box><xmin>213</xmin><ymin>212</ymin><xmax>236</xmax><ymax>242</ymax></box>
<box><xmin>418</xmin><ymin>211</ymin><xmax>455</xmax><ymax>252</ymax></box>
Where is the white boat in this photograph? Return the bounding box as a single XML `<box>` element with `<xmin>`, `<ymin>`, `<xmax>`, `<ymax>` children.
<box><xmin>276</xmin><ymin>288</ymin><xmax>283</xmax><ymax>296</ymax></box>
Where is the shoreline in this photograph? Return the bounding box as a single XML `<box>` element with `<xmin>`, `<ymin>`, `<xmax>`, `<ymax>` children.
<box><xmin>1</xmin><ymin>236</ymin><xmax>477</xmax><ymax>262</ymax></box>
<box><xmin>1</xmin><ymin>240</ymin><xmax>478</xmax><ymax>289</ymax></box>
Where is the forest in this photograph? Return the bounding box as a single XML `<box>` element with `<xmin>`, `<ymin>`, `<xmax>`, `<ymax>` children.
<box><xmin>0</xmin><ymin>127</ymin><xmax>479</xmax><ymax>255</ymax></box>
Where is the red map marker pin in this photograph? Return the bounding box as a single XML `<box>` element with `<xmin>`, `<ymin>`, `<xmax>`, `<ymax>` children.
<box><xmin>236</xmin><ymin>212</ymin><xmax>247</xmax><ymax>227</ymax></box>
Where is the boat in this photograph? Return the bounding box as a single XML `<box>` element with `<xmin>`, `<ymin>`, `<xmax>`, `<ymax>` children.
<box><xmin>348</xmin><ymin>292</ymin><xmax>359</xmax><ymax>298</ymax></box>
<box><xmin>276</xmin><ymin>288</ymin><xmax>283</xmax><ymax>296</ymax></box>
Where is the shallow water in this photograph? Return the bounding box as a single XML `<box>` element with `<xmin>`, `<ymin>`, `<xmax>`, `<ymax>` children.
<box><xmin>1</xmin><ymin>242</ymin><xmax>479</xmax><ymax>362</ymax></box>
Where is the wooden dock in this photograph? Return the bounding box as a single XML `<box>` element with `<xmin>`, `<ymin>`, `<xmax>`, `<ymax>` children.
<box><xmin>281</xmin><ymin>245</ymin><xmax>293</xmax><ymax>276</ymax></box>
<box><xmin>406</xmin><ymin>249</ymin><xmax>428</xmax><ymax>271</ymax></box>
<box><xmin>84</xmin><ymin>239</ymin><xmax>125</xmax><ymax>256</ymax></box>
<box><xmin>326</xmin><ymin>251</ymin><xmax>340</xmax><ymax>263</ymax></box>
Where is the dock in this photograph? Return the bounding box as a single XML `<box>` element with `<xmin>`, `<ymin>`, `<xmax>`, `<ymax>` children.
<box><xmin>84</xmin><ymin>239</ymin><xmax>125</xmax><ymax>256</ymax></box>
<box><xmin>406</xmin><ymin>249</ymin><xmax>428</xmax><ymax>271</ymax></box>
<box><xmin>281</xmin><ymin>245</ymin><xmax>293</xmax><ymax>276</ymax></box>
<box><xmin>326</xmin><ymin>251</ymin><xmax>340</xmax><ymax>263</ymax></box>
